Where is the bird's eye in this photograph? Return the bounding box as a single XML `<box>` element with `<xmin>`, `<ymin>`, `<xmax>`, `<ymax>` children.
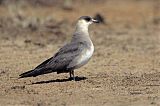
<box><xmin>85</xmin><ymin>17</ymin><xmax>91</xmax><ymax>22</ymax></box>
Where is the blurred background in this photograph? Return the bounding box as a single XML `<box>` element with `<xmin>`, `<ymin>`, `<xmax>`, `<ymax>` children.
<box><xmin>0</xmin><ymin>0</ymin><xmax>159</xmax><ymax>43</ymax></box>
<box><xmin>0</xmin><ymin>0</ymin><xmax>160</xmax><ymax>106</ymax></box>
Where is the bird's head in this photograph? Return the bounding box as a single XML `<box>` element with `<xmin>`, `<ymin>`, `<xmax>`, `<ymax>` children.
<box><xmin>76</xmin><ymin>16</ymin><xmax>99</xmax><ymax>31</ymax></box>
<box><xmin>78</xmin><ymin>16</ymin><xmax>99</xmax><ymax>26</ymax></box>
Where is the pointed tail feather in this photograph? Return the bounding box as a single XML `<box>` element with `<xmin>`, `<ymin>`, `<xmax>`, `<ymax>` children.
<box><xmin>19</xmin><ymin>69</ymin><xmax>37</xmax><ymax>78</ymax></box>
<box><xmin>19</xmin><ymin>68</ymin><xmax>55</xmax><ymax>78</ymax></box>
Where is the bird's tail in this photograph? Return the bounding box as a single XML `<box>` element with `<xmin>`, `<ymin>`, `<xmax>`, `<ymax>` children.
<box><xmin>19</xmin><ymin>68</ymin><xmax>54</xmax><ymax>78</ymax></box>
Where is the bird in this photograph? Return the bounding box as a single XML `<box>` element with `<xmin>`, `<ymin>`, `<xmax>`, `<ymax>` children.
<box><xmin>19</xmin><ymin>16</ymin><xmax>99</xmax><ymax>81</ymax></box>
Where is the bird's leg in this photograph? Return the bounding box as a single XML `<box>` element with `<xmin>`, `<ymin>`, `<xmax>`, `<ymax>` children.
<box><xmin>71</xmin><ymin>70</ymin><xmax>75</xmax><ymax>81</ymax></box>
<box><xmin>69</xmin><ymin>70</ymin><xmax>75</xmax><ymax>81</ymax></box>
<box><xmin>69</xmin><ymin>71</ymin><xmax>72</xmax><ymax>79</ymax></box>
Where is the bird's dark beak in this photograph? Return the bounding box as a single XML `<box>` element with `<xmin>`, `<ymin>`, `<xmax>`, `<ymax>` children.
<box><xmin>92</xmin><ymin>19</ymin><xmax>99</xmax><ymax>23</ymax></box>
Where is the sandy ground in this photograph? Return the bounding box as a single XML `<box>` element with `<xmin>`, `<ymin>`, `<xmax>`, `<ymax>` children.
<box><xmin>0</xmin><ymin>1</ymin><xmax>160</xmax><ymax>106</ymax></box>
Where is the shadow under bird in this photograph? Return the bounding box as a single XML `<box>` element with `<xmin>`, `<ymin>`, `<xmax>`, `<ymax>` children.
<box><xmin>19</xmin><ymin>16</ymin><xmax>99</xmax><ymax>80</ymax></box>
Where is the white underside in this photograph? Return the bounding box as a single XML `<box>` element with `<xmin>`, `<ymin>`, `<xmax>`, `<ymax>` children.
<box><xmin>75</xmin><ymin>42</ymin><xmax>94</xmax><ymax>69</ymax></box>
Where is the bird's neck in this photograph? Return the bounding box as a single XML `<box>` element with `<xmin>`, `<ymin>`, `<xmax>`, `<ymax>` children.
<box><xmin>75</xmin><ymin>23</ymin><xmax>89</xmax><ymax>33</ymax></box>
<box><xmin>71</xmin><ymin>24</ymin><xmax>91</xmax><ymax>42</ymax></box>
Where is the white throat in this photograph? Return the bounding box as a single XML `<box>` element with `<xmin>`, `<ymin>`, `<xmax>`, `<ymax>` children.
<box><xmin>75</xmin><ymin>20</ymin><xmax>90</xmax><ymax>33</ymax></box>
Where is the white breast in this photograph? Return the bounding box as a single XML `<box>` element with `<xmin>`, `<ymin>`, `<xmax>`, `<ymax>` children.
<box><xmin>76</xmin><ymin>42</ymin><xmax>94</xmax><ymax>68</ymax></box>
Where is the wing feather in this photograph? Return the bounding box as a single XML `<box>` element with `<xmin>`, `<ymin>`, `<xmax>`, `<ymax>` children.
<box><xmin>45</xmin><ymin>42</ymin><xmax>85</xmax><ymax>71</ymax></box>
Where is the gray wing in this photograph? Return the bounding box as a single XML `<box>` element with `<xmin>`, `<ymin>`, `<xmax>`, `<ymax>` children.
<box><xmin>35</xmin><ymin>41</ymin><xmax>86</xmax><ymax>71</ymax></box>
<box><xmin>19</xmin><ymin>41</ymin><xmax>87</xmax><ymax>78</ymax></box>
